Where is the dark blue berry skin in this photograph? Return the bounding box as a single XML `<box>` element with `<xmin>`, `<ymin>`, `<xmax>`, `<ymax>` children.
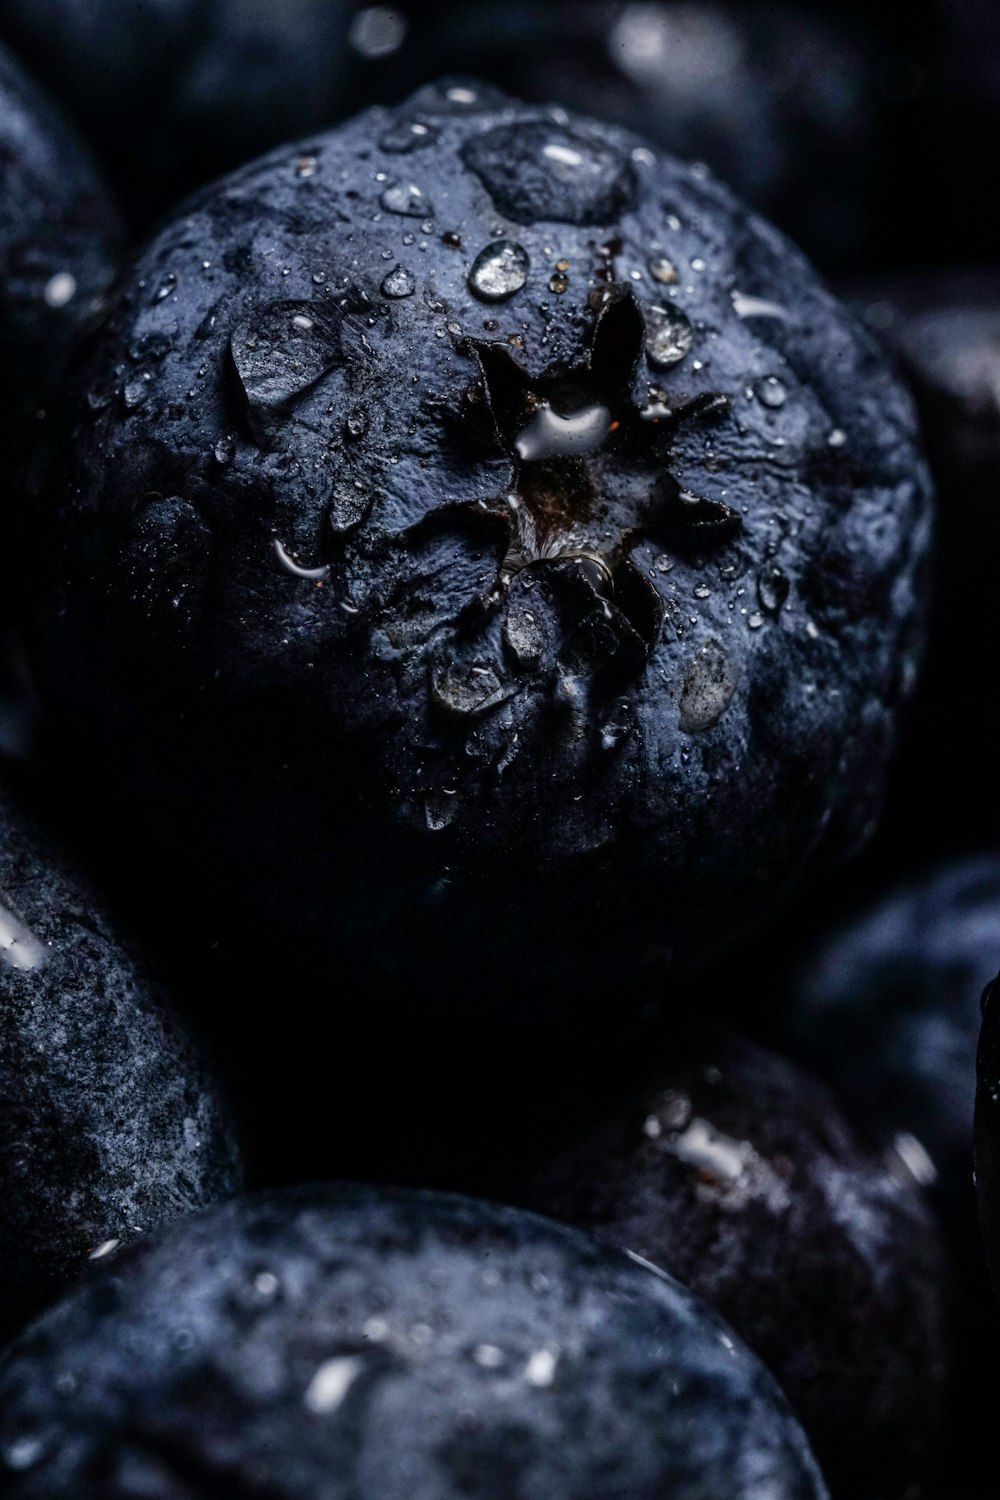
<box><xmin>782</xmin><ymin>858</ymin><xmax>1000</xmax><ymax>1250</ymax></box>
<box><xmin>0</xmin><ymin>42</ymin><xmax>122</xmax><ymax>529</ymax></box>
<box><xmin>0</xmin><ymin>1184</ymin><xmax>829</xmax><ymax>1498</ymax></box>
<box><xmin>32</xmin><ymin>87</ymin><xmax>930</xmax><ymax>1009</ymax></box>
<box><xmin>519</xmin><ymin>1029</ymin><xmax>949</xmax><ymax>1498</ymax></box>
<box><xmin>0</xmin><ymin>783</ymin><xmax>243</xmax><ymax>1344</ymax></box>
<box><xmin>0</xmin><ymin>0</ymin><xmax>352</xmax><ymax>227</ymax></box>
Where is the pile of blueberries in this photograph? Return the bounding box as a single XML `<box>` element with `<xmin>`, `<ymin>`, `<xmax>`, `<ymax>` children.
<box><xmin>5</xmin><ymin>2</ymin><xmax>1000</xmax><ymax>1495</ymax></box>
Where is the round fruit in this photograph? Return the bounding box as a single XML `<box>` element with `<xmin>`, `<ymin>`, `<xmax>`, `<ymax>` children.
<box><xmin>35</xmin><ymin>86</ymin><xmax>931</xmax><ymax>1005</ymax></box>
<box><xmin>0</xmin><ymin>1184</ymin><xmax>828</xmax><ymax>1497</ymax></box>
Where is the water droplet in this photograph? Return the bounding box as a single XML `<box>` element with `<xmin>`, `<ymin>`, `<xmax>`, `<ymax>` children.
<box><xmin>380</xmin><ymin>119</ymin><xmax>439</xmax><ymax>155</ymax></box>
<box><xmin>691</xmin><ymin>257</ymin><xmax>706</xmax><ymax>273</ymax></box>
<box><xmin>380</xmin><ymin>182</ymin><xmax>433</xmax><ymax>218</ymax></box>
<box><xmin>328</xmin><ymin>481</ymin><xmax>372</xmax><ymax>533</ymax></box>
<box><xmin>828</xmin><ymin>427</ymin><xmax>847</xmax><ymax>447</ymax></box>
<box><xmin>524</xmin><ymin>1348</ymin><xmax>558</xmax><ymax>1387</ymax></box>
<box><xmin>515</xmin><ymin>403</ymin><xmax>611</xmax><ymax>462</ymax></box>
<box><xmin>654</xmin><ymin>554</ymin><xmax>674</xmax><ymax>573</ymax></box>
<box><xmin>694</xmin><ymin>583</ymin><xmax>711</xmax><ymax>599</ymax></box>
<box><xmin>731</xmin><ymin>290</ymin><xmax>787</xmax><ymax>320</ymax></box>
<box><xmin>349</xmin><ymin>5</ymin><xmax>407</xmax><ymax>57</ymax></box>
<box><xmin>3</xmin><ymin>1437</ymin><xmax>44</xmax><ymax>1472</ymax></box>
<box><xmin>254</xmin><ymin>1271</ymin><xmax>280</xmax><ymax>1297</ymax></box>
<box><xmin>381</xmin><ymin>264</ymin><xmax>416</xmax><ymax>298</ymax></box>
<box><xmin>600</xmin><ymin>699</ymin><xmax>635</xmax><ymax>752</ymax></box>
<box><xmin>122</xmin><ymin>375</ymin><xmax>151</xmax><ymax>410</ymax></box>
<box><xmin>643</xmin><ymin>302</ymin><xmax>694</xmax><ymax>368</ymax></box>
<box><xmin>304</xmin><ymin>1356</ymin><xmax>365</xmax><ymax>1414</ymax></box>
<box><xmin>755</xmin><ymin>375</ymin><xmax>787</xmax><ymax>409</ymax></box>
<box><xmin>468</xmin><ymin>239</ymin><xmax>530</xmax><ymax>302</ymax></box>
<box><xmin>230</xmin><ymin>301</ymin><xmax>341</xmax><ymax>410</ymax></box>
<box><xmin>154</xmin><ymin>272</ymin><xmax>177</xmax><ymax>303</ymax></box>
<box><xmin>747</xmin><ymin>611</ymin><xmax>764</xmax><ymax>629</ymax></box>
<box><xmin>679</xmin><ymin>639</ymin><xmax>738</xmax><ymax>733</ymax></box>
<box><xmin>472</xmin><ymin>1343</ymin><xmax>505</xmax><ymax>1369</ymax></box>
<box><xmin>548</xmin><ymin>271</ymin><xmax>569</xmax><ymax>294</ymax></box>
<box><xmin>296</xmin><ymin>155</ymin><xmax>318</xmax><ymax>179</ymax></box>
<box><xmin>648</xmin><ymin>256</ymin><xmax>678</xmax><ymax>285</ymax></box>
<box><xmin>213</xmin><ymin>433</ymin><xmax>236</xmax><ymax>465</ymax></box>
<box><xmin>43</xmin><ymin>271</ymin><xmax>76</xmax><ymax>307</ymax></box>
<box><xmin>757</xmin><ymin>565</ymin><xmax>789</xmax><ymax>615</ymax></box>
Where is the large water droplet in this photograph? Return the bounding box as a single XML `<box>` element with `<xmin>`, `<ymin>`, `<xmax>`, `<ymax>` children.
<box><xmin>679</xmin><ymin>639</ymin><xmax>738</xmax><ymax>733</ymax></box>
<box><xmin>380</xmin><ymin>181</ymin><xmax>434</xmax><ymax>218</ymax></box>
<box><xmin>381</xmin><ymin>264</ymin><xmax>416</xmax><ymax>298</ymax></box>
<box><xmin>43</xmin><ymin>271</ymin><xmax>76</xmax><ymax>308</ymax></box>
<box><xmin>643</xmin><ymin>302</ymin><xmax>694</xmax><ymax>368</ymax></box>
<box><xmin>468</xmin><ymin>240</ymin><xmax>530</xmax><ymax>302</ymax></box>
<box><xmin>515</xmin><ymin>403</ymin><xmax>611</xmax><ymax>462</ymax></box>
<box><xmin>755</xmin><ymin>375</ymin><xmax>787</xmax><ymax>409</ymax></box>
<box><xmin>230</xmin><ymin>302</ymin><xmax>341</xmax><ymax>410</ymax></box>
<box><xmin>380</xmin><ymin>119</ymin><xmax>439</xmax><ymax>155</ymax></box>
<box><xmin>648</xmin><ymin>256</ymin><xmax>678</xmax><ymax>285</ymax></box>
<box><xmin>757</xmin><ymin>565</ymin><xmax>789</xmax><ymax>615</ymax></box>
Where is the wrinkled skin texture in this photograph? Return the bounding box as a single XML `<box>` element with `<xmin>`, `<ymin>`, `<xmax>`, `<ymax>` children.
<box><xmin>0</xmin><ymin>785</ymin><xmax>242</xmax><ymax>1342</ymax></box>
<box><xmin>0</xmin><ymin>42</ymin><xmax>122</xmax><ymax>516</ymax></box>
<box><xmin>0</xmin><ymin>0</ymin><xmax>352</xmax><ymax>225</ymax></box>
<box><xmin>520</xmin><ymin>1029</ymin><xmax>948</xmax><ymax>1498</ymax></box>
<box><xmin>36</xmin><ymin>87</ymin><xmax>931</xmax><ymax>1005</ymax></box>
<box><xmin>0</xmin><ymin>1184</ymin><xmax>829</xmax><ymax>1498</ymax></box>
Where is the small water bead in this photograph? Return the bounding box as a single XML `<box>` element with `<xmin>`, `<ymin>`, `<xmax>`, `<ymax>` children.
<box><xmin>154</xmin><ymin>273</ymin><xmax>177</xmax><ymax>303</ymax></box>
<box><xmin>747</xmin><ymin>612</ymin><xmax>765</xmax><ymax>629</ymax></box>
<box><xmin>380</xmin><ymin>182</ymin><xmax>433</xmax><ymax>218</ymax></box>
<box><xmin>757</xmin><ymin>566</ymin><xmax>790</xmax><ymax>615</ymax></box>
<box><xmin>381</xmin><ymin>264</ymin><xmax>416</xmax><ymax>298</ymax></box>
<box><xmin>755</xmin><ymin>376</ymin><xmax>788</xmax><ymax>409</ymax></box>
<box><xmin>648</xmin><ymin>257</ymin><xmax>678</xmax><ymax>285</ymax></box>
<box><xmin>122</xmin><ymin>375</ymin><xmax>151</xmax><ymax>410</ymax></box>
<box><xmin>43</xmin><ymin>271</ymin><xmax>76</xmax><ymax>308</ymax></box>
<box><xmin>213</xmin><ymin>433</ymin><xmax>236</xmax><ymax>466</ymax></box>
<box><xmin>691</xmin><ymin>257</ymin><xmax>706</xmax><ymax>273</ymax></box>
<box><xmin>380</xmin><ymin>119</ymin><xmax>438</xmax><ymax>155</ymax></box>
<box><xmin>468</xmin><ymin>240</ymin><xmax>530</xmax><ymax>302</ymax></box>
<box><xmin>643</xmin><ymin>302</ymin><xmax>694</xmax><ymax>368</ymax></box>
<box><xmin>295</xmin><ymin>155</ymin><xmax>317</xmax><ymax>179</ymax></box>
<box><xmin>828</xmin><ymin>427</ymin><xmax>847</xmax><ymax>447</ymax></box>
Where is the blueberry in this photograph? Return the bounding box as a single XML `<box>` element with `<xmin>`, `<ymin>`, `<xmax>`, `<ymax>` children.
<box><xmin>0</xmin><ymin>783</ymin><xmax>242</xmax><ymax>1342</ymax></box>
<box><xmin>35</xmin><ymin>89</ymin><xmax>931</xmax><ymax>1006</ymax></box>
<box><xmin>0</xmin><ymin>42</ymin><xmax>122</xmax><ymax>524</ymax></box>
<box><xmin>782</xmin><ymin>858</ymin><xmax>1000</xmax><ymax>1224</ymax></box>
<box><xmin>518</xmin><ymin>1029</ymin><xmax>948</xmax><ymax>1496</ymax></box>
<box><xmin>0</xmin><ymin>0</ymin><xmax>354</xmax><ymax>225</ymax></box>
<box><xmin>0</xmin><ymin>1184</ymin><xmax>828</xmax><ymax>1497</ymax></box>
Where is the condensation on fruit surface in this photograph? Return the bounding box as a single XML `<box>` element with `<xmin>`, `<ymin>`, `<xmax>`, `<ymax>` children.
<box><xmin>679</xmin><ymin>639</ymin><xmax>738</xmax><ymax>732</ymax></box>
